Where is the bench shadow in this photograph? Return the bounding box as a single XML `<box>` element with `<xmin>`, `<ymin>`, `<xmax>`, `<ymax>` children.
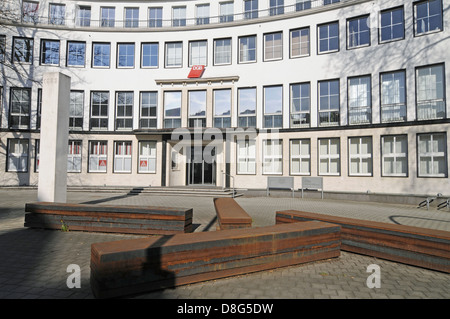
<box><xmin>81</xmin><ymin>189</ymin><xmax>141</xmax><ymax>205</ymax></box>
<box><xmin>389</xmin><ymin>215</ymin><xmax>450</xmax><ymax>226</ymax></box>
<box><xmin>201</xmin><ymin>216</ymin><xmax>217</xmax><ymax>232</ymax></box>
<box><xmin>124</xmin><ymin>235</ymin><xmax>176</xmax><ymax>299</ymax></box>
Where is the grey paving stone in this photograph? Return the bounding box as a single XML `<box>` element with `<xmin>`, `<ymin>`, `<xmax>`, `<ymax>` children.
<box><xmin>1</xmin><ymin>188</ymin><xmax>449</xmax><ymax>300</ymax></box>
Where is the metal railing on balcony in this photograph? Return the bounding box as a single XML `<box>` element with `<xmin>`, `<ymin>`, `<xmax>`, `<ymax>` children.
<box><xmin>348</xmin><ymin>106</ymin><xmax>371</xmax><ymax>125</ymax></box>
<box><xmin>7</xmin><ymin>0</ymin><xmax>348</xmax><ymax>30</ymax></box>
<box><xmin>381</xmin><ymin>104</ymin><xmax>407</xmax><ymax>123</ymax></box>
<box><xmin>417</xmin><ymin>100</ymin><xmax>446</xmax><ymax>120</ymax></box>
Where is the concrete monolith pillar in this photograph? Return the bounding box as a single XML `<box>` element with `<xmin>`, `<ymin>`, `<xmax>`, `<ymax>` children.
<box><xmin>37</xmin><ymin>72</ymin><xmax>71</xmax><ymax>203</ymax></box>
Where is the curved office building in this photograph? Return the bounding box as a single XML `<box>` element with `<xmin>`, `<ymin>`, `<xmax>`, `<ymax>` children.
<box><xmin>0</xmin><ymin>0</ymin><xmax>449</xmax><ymax>197</ymax></box>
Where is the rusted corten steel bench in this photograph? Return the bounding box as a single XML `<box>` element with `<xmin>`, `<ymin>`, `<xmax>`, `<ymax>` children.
<box><xmin>276</xmin><ymin>210</ymin><xmax>450</xmax><ymax>273</ymax></box>
<box><xmin>214</xmin><ymin>198</ymin><xmax>252</xmax><ymax>230</ymax></box>
<box><xmin>24</xmin><ymin>202</ymin><xmax>193</xmax><ymax>235</ymax></box>
<box><xmin>90</xmin><ymin>221</ymin><xmax>341</xmax><ymax>298</ymax></box>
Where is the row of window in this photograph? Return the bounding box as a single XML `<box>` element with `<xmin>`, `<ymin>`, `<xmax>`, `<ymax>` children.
<box><xmin>2</xmin><ymin>62</ymin><xmax>446</xmax><ymax>131</ymax></box>
<box><xmin>3</xmin><ymin>1</ymin><xmax>444</xmax><ymax>68</ymax></box>
<box><xmin>7</xmin><ymin>139</ymin><xmax>157</xmax><ymax>174</ymax></box>
<box><xmin>237</xmin><ymin>132</ymin><xmax>448</xmax><ymax>177</ymax></box>
<box><xmin>5</xmin><ymin>131</ymin><xmax>448</xmax><ymax>178</ymax></box>
<box><xmin>20</xmin><ymin>0</ymin><xmax>342</xmax><ymax>27</ymax></box>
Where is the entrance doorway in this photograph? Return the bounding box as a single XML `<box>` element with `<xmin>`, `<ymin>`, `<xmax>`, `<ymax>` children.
<box><xmin>187</xmin><ymin>146</ymin><xmax>216</xmax><ymax>185</ymax></box>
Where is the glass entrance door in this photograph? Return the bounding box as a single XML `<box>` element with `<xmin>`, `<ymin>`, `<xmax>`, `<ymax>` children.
<box><xmin>188</xmin><ymin>146</ymin><xmax>216</xmax><ymax>185</ymax></box>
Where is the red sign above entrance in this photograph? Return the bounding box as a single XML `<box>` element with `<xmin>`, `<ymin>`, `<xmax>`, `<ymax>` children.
<box><xmin>188</xmin><ymin>65</ymin><xmax>205</xmax><ymax>78</ymax></box>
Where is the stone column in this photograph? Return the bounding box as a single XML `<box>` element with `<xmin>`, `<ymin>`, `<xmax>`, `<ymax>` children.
<box><xmin>37</xmin><ymin>72</ymin><xmax>71</xmax><ymax>203</ymax></box>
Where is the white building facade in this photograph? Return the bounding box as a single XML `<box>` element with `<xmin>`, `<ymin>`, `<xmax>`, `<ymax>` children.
<box><xmin>0</xmin><ymin>0</ymin><xmax>449</xmax><ymax>196</ymax></box>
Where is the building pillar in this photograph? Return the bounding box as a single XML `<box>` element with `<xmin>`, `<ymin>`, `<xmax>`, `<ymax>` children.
<box><xmin>37</xmin><ymin>72</ymin><xmax>71</xmax><ymax>203</ymax></box>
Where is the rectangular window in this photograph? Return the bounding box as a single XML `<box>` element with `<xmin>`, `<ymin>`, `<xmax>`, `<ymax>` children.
<box><xmin>7</xmin><ymin>139</ymin><xmax>29</xmax><ymax>172</ymax></box>
<box><xmin>348</xmin><ymin>75</ymin><xmax>371</xmax><ymax>125</ymax></box>
<box><xmin>348</xmin><ymin>136</ymin><xmax>373</xmax><ymax>176</ymax></box>
<box><xmin>125</xmin><ymin>8</ymin><xmax>139</xmax><ymax>28</ymax></box>
<box><xmin>189</xmin><ymin>40</ymin><xmax>207</xmax><ymax>66</ymax></box>
<box><xmin>165</xmin><ymin>42</ymin><xmax>182</xmax><ymax>68</ymax></box>
<box><xmin>92</xmin><ymin>43</ymin><xmax>110</xmax><ymax>68</ymax></box>
<box><xmin>263</xmin><ymin>140</ymin><xmax>282</xmax><ymax>174</ymax></box>
<box><xmin>237</xmin><ymin>139</ymin><xmax>256</xmax><ymax>174</ymax></box>
<box><xmin>264</xmin><ymin>85</ymin><xmax>283</xmax><ymax>128</ymax></box>
<box><xmin>139</xmin><ymin>141</ymin><xmax>157</xmax><ymax>173</ymax></box>
<box><xmin>114</xmin><ymin>141</ymin><xmax>132</xmax><ymax>173</ymax></box>
<box><xmin>40</xmin><ymin>39</ymin><xmax>60</xmax><ymax>65</ymax></box>
<box><xmin>67</xmin><ymin>41</ymin><xmax>86</xmax><ymax>67</ymax></box>
<box><xmin>239</xmin><ymin>35</ymin><xmax>256</xmax><ymax>63</ymax></box>
<box><xmin>318</xmin><ymin>22</ymin><xmax>339</xmax><ymax>54</ymax></box>
<box><xmin>149</xmin><ymin>7</ymin><xmax>163</xmax><ymax>27</ymax></box>
<box><xmin>319</xmin><ymin>80</ymin><xmax>340</xmax><ymax>126</ymax></box>
<box><xmin>9</xmin><ymin>88</ymin><xmax>31</xmax><ymax>129</ymax></box>
<box><xmin>90</xmin><ymin>91</ymin><xmax>109</xmax><ymax>130</ymax></box>
<box><xmin>418</xmin><ymin>133</ymin><xmax>447</xmax><ymax>177</ymax></box>
<box><xmin>101</xmin><ymin>7</ymin><xmax>115</xmax><ymax>27</ymax></box>
<box><xmin>380</xmin><ymin>7</ymin><xmax>405</xmax><ymax>42</ymax></box>
<box><xmin>196</xmin><ymin>4</ymin><xmax>210</xmax><ymax>25</ymax></box>
<box><xmin>89</xmin><ymin>141</ymin><xmax>107</xmax><ymax>173</ymax></box>
<box><xmin>35</xmin><ymin>141</ymin><xmax>41</xmax><ymax>173</ymax></box>
<box><xmin>220</xmin><ymin>2</ymin><xmax>234</xmax><ymax>23</ymax></box>
<box><xmin>290</xmin><ymin>82</ymin><xmax>310</xmax><ymax>128</ymax></box>
<box><xmin>414</xmin><ymin>0</ymin><xmax>443</xmax><ymax>35</ymax></box>
<box><xmin>238</xmin><ymin>87</ymin><xmax>256</xmax><ymax>127</ymax></box>
<box><xmin>0</xmin><ymin>35</ymin><xmax>6</xmax><ymax>62</ymax></box>
<box><xmin>382</xmin><ymin>135</ymin><xmax>408</xmax><ymax>177</ymax></box>
<box><xmin>22</xmin><ymin>1</ymin><xmax>39</xmax><ymax>23</ymax></box>
<box><xmin>347</xmin><ymin>15</ymin><xmax>370</xmax><ymax>49</ymax></box>
<box><xmin>49</xmin><ymin>3</ymin><xmax>65</xmax><ymax>25</ymax></box>
<box><xmin>164</xmin><ymin>91</ymin><xmax>182</xmax><ymax>128</ymax></box>
<box><xmin>140</xmin><ymin>92</ymin><xmax>157</xmax><ymax>128</ymax></box>
<box><xmin>416</xmin><ymin>64</ymin><xmax>445</xmax><ymax>120</ymax></box>
<box><xmin>270</xmin><ymin>0</ymin><xmax>284</xmax><ymax>16</ymax></box>
<box><xmin>115</xmin><ymin>92</ymin><xmax>133</xmax><ymax>130</ymax></box>
<box><xmin>188</xmin><ymin>90</ymin><xmax>207</xmax><ymax>128</ymax></box>
<box><xmin>214</xmin><ymin>38</ymin><xmax>231</xmax><ymax>65</ymax></box>
<box><xmin>69</xmin><ymin>91</ymin><xmax>84</xmax><ymax>130</ymax></box>
<box><xmin>296</xmin><ymin>0</ymin><xmax>312</xmax><ymax>11</ymax></box>
<box><xmin>380</xmin><ymin>70</ymin><xmax>407</xmax><ymax>123</ymax></box>
<box><xmin>172</xmin><ymin>7</ymin><xmax>186</xmax><ymax>27</ymax></box>
<box><xmin>34</xmin><ymin>139</ymin><xmax>39</xmax><ymax>171</ymax></box>
<box><xmin>290</xmin><ymin>139</ymin><xmax>310</xmax><ymax>175</ymax></box>
<box><xmin>264</xmin><ymin>32</ymin><xmax>282</xmax><ymax>61</ymax></box>
<box><xmin>290</xmin><ymin>27</ymin><xmax>310</xmax><ymax>58</ymax></box>
<box><xmin>32</xmin><ymin>139</ymin><xmax>40</xmax><ymax>172</ymax></box>
<box><xmin>37</xmin><ymin>89</ymin><xmax>42</xmax><ymax>130</ymax></box>
<box><xmin>117</xmin><ymin>43</ymin><xmax>135</xmax><ymax>68</ymax></box>
<box><xmin>13</xmin><ymin>37</ymin><xmax>34</xmax><ymax>63</ymax></box>
<box><xmin>77</xmin><ymin>6</ymin><xmax>91</xmax><ymax>27</ymax></box>
<box><xmin>324</xmin><ymin>0</ymin><xmax>340</xmax><ymax>4</ymax></box>
<box><xmin>141</xmin><ymin>43</ymin><xmax>159</xmax><ymax>68</ymax></box>
<box><xmin>319</xmin><ymin>138</ymin><xmax>340</xmax><ymax>175</ymax></box>
<box><xmin>244</xmin><ymin>0</ymin><xmax>258</xmax><ymax>19</ymax></box>
<box><xmin>214</xmin><ymin>89</ymin><xmax>232</xmax><ymax>128</ymax></box>
<box><xmin>68</xmin><ymin>140</ymin><xmax>82</xmax><ymax>173</ymax></box>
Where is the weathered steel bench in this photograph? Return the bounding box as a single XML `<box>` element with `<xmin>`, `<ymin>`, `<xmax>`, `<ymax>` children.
<box><xmin>90</xmin><ymin>221</ymin><xmax>341</xmax><ymax>298</ymax></box>
<box><xmin>24</xmin><ymin>202</ymin><xmax>193</xmax><ymax>235</ymax></box>
<box><xmin>276</xmin><ymin>210</ymin><xmax>450</xmax><ymax>273</ymax></box>
<box><xmin>214</xmin><ymin>198</ymin><xmax>252</xmax><ymax>230</ymax></box>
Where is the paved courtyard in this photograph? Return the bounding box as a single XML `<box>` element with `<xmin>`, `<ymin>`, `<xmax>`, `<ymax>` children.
<box><xmin>0</xmin><ymin>188</ymin><xmax>449</xmax><ymax>300</ymax></box>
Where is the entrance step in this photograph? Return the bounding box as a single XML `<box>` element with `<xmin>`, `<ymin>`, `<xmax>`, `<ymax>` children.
<box><xmin>67</xmin><ymin>186</ymin><xmax>242</xmax><ymax>198</ymax></box>
<box><xmin>128</xmin><ymin>186</ymin><xmax>242</xmax><ymax>198</ymax></box>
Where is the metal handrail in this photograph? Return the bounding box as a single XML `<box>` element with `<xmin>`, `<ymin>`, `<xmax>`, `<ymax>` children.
<box><xmin>222</xmin><ymin>171</ymin><xmax>235</xmax><ymax>198</ymax></box>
